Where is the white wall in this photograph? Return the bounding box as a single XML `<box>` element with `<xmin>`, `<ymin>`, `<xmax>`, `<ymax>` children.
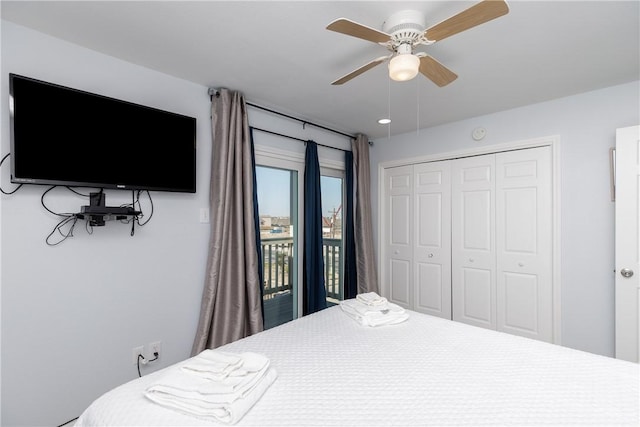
<box><xmin>0</xmin><ymin>21</ymin><xmax>351</xmax><ymax>426</ymax></box>
<box><xmin>0</xmin><ymin>21</ymin><xmax>213</xmax><ymax>426</ymax></box>
<box><xmin>370</xmin><ymin>80</ymin><xmax>640</xmax><ymax>358</ymax></box>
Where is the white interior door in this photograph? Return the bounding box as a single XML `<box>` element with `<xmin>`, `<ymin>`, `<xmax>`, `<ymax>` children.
<box><xmin>495</xmin><ymin>147</ymin><xmax>553</xmax><ymax>342</ymax></box>
<box><xmin>384</xmin><ymin>165</ymin><xmax>414</xmax><ymax>308</ymax></box>
<box><xmin>414</xmin><ymin>161</ymin><xmax>452</xmax><ymax>318</ymax></box>
<box><xmin>452</xmin><ymin>155</ymin><xmax>496</xmax><ymax>329</ymax></box>
<box><xmin>615</xmin><ymin>125</ymin><xmax>640</xmax><ymax>363</ymax></box>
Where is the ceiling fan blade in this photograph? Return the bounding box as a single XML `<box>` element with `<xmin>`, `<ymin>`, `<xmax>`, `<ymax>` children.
<box><xmin>425</xmin><ymin>0</ymin><xmax>509</xmax><ymax>42</ymax></box>
<box><xmin>418</xmin><ymin>55</ymin><xmax>458</xmax><ymax>87</ymax></box>
<box><xmin>326</xmin><ymin>18</ymin><xmax>391</xmax><ymax>44</ymax></box>
<box><xmin>331</xmin><ymin>55</ymin><xmax>390</xmax><ymax>85</ymax></box>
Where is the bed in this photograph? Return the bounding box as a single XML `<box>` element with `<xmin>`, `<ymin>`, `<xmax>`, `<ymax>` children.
<box><xmin>76</xmin><ymin>305</ymin><xmax>639</xmax><ymax>426</ymax></box>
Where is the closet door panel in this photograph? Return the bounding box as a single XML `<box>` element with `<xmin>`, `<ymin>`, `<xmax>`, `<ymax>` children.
<box><xmin>389</xmin><ymin>259</ymin><xmax>411</xmax><ymax>306</ymax></box>
<box><xmin>503</xmin><ymin>187</ymin><xmax>537</xmax><ymax>252</ymax></box>
<box><xmin>462</xmin><ymin>190</ymin><xmax>492</xmax><ymax>254</ymax></box>
<box><xmin>496</xmin><ymin>147</ymin><xmax>552</xmax><ymax>342</ymax></box>
<box><xmin>416</xmin><ymin>263</ymin><xmax>443</xmax><ymax>312</ymax></box>
<box><xmin>502</xmin><ymin>272</ymin><xmax>539</xmax><ymax>333</ymax></box>
<box><xmin>414</xmin><ymin>161</ymin><xmax>452</xmax><ymax>318</ymax></box>
<box><xmin>385</xmin><ymin>166</ymin><xmax>414</xmax><ymax>308</ymax></box>
<box><xmin>452</xmin><ymin>155</ymin><xmax>496</xmax><ymax>330</ymax></box>
<box><xmin>462</xmin><ymin>267</ymin><xmax>493</xmax><ymax>325</ymax></box>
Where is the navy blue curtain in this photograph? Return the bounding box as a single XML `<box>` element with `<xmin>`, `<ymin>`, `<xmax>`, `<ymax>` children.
<box><xmin>343</xmin><ymin>150</ymin><xmax>358</xmax><ymax>299</ymax></box>
<box><xmin>249</xmin><ymin>129</ymin><xmax>265</xmax><ymax>325</ymax></box>
<box><xmin>303</xmin><ymin>141</ymin><xmax>327</xmax><ymax>315</ymax></box>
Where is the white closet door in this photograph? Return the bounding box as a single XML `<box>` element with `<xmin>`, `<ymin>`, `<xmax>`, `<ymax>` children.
<box><xmin>414</xmin><ymin>161</ymin><xmax>452</xmax><ymax>318</ymax></box>
<box><xmin>496</xmin><ymin>147</ymin><xmax>553</xmax><ymax>342</ymax></box>
<box><xmin>384</xmin><ymin>165</ymin><xmax>414</xmax><ymax>308</ymax></box>
<box><xmin>452</xmin><ymin>155</ymin><xmax>496</xmax><ymax>329</ymax></box>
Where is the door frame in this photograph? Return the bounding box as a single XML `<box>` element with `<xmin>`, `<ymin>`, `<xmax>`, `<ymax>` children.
<box><xmin>378</xmin><ymin>135</ymin><xmax>561</xmax><ymax>344</ymax></box>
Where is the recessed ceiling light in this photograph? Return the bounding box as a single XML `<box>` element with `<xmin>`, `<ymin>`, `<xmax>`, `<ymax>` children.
<box><xmin>378</xmin><ymin>118</ymin><xmax>391</xmax><ymax>125</ymax></box>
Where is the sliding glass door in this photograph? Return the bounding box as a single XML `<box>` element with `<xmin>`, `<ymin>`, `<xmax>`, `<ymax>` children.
<box><xmin>255</xmin><ymin>150</ymin><xmax>346</xmax><ymax>327</ymax></box>
<box><xmin>255</xmin><ymin>165</ymin><xmax>301</xmax><ymax>329</ymax></box>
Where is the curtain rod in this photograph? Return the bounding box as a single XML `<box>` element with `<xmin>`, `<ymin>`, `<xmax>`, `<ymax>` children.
<box><xmin>208</xmin><ymin>87</ymin><xmax>356</xmax><ymax>141</ymax></box>
<box><xmin>250</xmin><ymin>126</ymin><xmax>347</xmax><ymax>153</ymax></box>
<box><xmin>247</xmin><ymin>103</ymin><xmax>356</xmax><ymax>140</ymax></box>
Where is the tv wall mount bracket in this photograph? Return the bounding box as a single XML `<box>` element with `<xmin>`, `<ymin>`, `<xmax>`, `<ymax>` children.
<box><xmin>75</xmin><ymin>192</ymin><xmax>141</xmax><ymax>227</ymax></box>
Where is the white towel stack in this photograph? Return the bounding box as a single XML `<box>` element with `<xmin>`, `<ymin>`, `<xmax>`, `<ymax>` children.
<box><xmin>145</xmin><ymin>351</ymin><xmax>277</xmax><ymax>424</ymax></box>
<box><xmin>340</xmin><ymin>292</ymin><xmax>409</xmax><ymax>327</ymax></box>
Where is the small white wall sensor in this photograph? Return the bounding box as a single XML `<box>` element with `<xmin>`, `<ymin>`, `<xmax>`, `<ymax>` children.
<box><xmin>472</xmin><ymin>127</ymin><xmax>487</xmax><ymax>141</ymax></box>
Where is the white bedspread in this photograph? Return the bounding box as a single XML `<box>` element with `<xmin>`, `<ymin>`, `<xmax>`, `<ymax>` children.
<box><xmin>76</xmin><ymin>306</ymin><xmax>639</xmax><ymax>426</ymax></box>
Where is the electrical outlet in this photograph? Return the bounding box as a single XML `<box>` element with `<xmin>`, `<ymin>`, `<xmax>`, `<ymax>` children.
<box><xmin>149</xmin><ymin>341</ymin><xmax>162</xmax><ymax>358</ymax></box>
<box><xmin>132</xmin><ymin>346</ymin><xmax>144</xmax><ymax>365</ymax></box>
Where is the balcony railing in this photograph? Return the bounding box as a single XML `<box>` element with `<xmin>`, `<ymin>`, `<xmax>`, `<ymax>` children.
<box><xmin>261</xmin><ymin>237</ymin><xmax>293</xmax><ymax>298</ymax></box>
<box><xmin>323</xmin><ymin>238</ymin><xmax>342</xmax><ymax>302</ymax></box>
<box><xmin>261</xmin><ymin>236</ymin><xmax>341</xmax><ymax>301</ymax></box>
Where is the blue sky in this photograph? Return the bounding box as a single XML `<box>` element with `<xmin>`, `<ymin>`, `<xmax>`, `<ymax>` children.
<box><xmin>256</xmin><ymin>166</ymin><xmax>342</xmax><ymax>218</ymax></box>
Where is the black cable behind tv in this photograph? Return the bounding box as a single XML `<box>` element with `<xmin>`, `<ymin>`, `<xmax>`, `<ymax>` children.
<box><xmin>76</xmin><ymin>192</ymin><xmax>141</xmax><ymax>227</ymax></box>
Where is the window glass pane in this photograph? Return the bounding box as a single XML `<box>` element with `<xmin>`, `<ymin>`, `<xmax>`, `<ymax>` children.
<box><xmin>321</xmin><ymin>175</ymin><xmax>343</xmax><ymax>304</ymax></box>
<box><xmin>256</xmin><ymin>166</ymin><xmax>298</xmax><ymax>329</ymax></box>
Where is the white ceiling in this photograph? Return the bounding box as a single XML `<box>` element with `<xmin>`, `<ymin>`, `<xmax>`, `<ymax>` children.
<box><xmin>2</xmin><ymin>1</ymin><xmax>639</xmax><ymax>139</ymax></box>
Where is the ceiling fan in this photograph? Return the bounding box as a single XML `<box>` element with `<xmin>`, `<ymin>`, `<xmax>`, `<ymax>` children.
<box><xmin>326</xmin><ymin>0</ymin><xmax>509</xmax><ymax>87</ymax></box>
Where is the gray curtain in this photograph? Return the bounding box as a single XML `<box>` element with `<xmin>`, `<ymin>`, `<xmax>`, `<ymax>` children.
<box><xmin>352</xmin><ymin>134</ymin><xmax>379</xmax><ymax>294</ymax></box>
<box><xmin>192</xmin><ymin>88</ymin><xmax>263</xmax><ymax>354</ymax></box>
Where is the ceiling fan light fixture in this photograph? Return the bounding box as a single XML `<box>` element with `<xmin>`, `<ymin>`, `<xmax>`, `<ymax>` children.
<box><xmin>388</xmin><ymin>54</ymin><xmax>420</xmax><ymax>82</ymax></box>
<box><xmin>327</xmin><ymin>0</ymin><xmax>509</xmax><ymax>85</ymax></box>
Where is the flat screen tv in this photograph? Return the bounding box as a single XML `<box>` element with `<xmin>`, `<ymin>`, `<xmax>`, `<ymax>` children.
<box><xmin>9</xmin><ymin>73</ymin><xmax>196</xmax><ymax>193</ymax></box>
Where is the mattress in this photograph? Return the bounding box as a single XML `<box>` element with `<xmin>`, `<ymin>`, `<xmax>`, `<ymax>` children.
<box><xmin>76</xmin><ymin>306</ymin><xmax>639</xmax><ymax>426</ymax></box>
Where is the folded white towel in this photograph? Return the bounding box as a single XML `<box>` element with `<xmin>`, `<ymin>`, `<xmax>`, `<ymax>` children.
<box><xmin>340</xmin><ymin>299</ymin><xmax>409</xmax><ymax>327</ymax></box>
<box><xmin>146</xmin><ymin>367</ymin><xmax>277</xmax><ymax>424</ymax></box>
<box><xmin>343</xmin><ymin>300</ymin><xmax>396</xmax><ymax>316</ymax></box>
<box><xmin>181</xmin><ymin>350</ymin><xmax>245</xmax><ymax>381</ymax></box>
<box><xmin>154</xmin><ymin>352</ymin><xmax>270</xmax><ymax>397</ymax></box>
<box><xmin>356</xmin><ymin>292</ymin><xmax>388</xmax><ymax>306</ymax></box>
<box><xmin>145</xmin><ymin>351</ymin><xmax>277</xmax><ymax>424</ymax></box>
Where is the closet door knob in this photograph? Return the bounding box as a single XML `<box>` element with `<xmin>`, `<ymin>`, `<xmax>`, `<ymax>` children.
<box><xmin>394</xmin><ymin>250</ymin><xmax>400</xmax><ymax>255</ymax></box>
<box><xmin>469</xmin><ymin>258</ymin><xmax>474</xmax><ymax>263</ymax></box>
<box><xmin>428</xmin><ymin>253</ymin><xmax>434</xmax><ymax>258</ymax></box>
<box><xmin>518</xmin><ymin>262</ymin><xmax>524</xmax><ymax>267</ymax></box>
<box><xmin>621</xmin><ymin>268</ymin><xmax>634</xmax><ymax>278</ymax></box>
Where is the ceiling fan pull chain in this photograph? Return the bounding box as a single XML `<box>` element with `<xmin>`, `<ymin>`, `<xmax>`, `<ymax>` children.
<box><xmin>387</xmin><ymin>76</ymin><xmax>392</xmax><ymax>141</ymax></box>
<box><xmin>416</xmin><ymin>78</ymin><xmax>420</xmax><ymax>136</ymax></box>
